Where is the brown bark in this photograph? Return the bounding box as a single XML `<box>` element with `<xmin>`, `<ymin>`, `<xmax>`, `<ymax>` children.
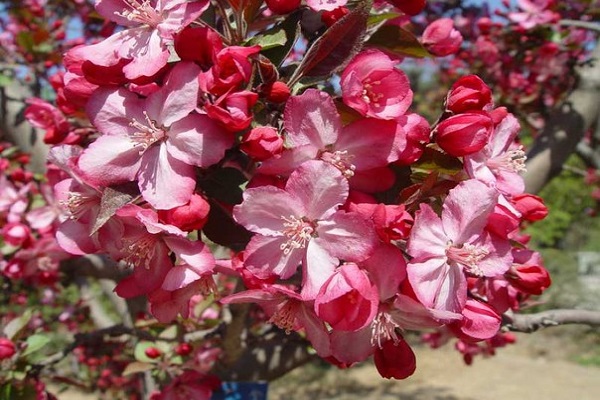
<box><xmin>524</xmin><ymin>40</ymin><xmax>600</xmax><ymax>194</ymax></box>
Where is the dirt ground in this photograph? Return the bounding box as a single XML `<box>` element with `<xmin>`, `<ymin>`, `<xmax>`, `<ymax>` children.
<box><xmin>268</xmin><ymin>328</ymin><xmax>600</xmax><ymax>400</ymax></box>
<box><xmin>49</xmin><ymin>327</ymin><xmax>599</xmax><ymax>399</ymax></box>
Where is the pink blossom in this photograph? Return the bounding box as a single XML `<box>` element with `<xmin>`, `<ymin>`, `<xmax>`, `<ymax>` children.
<box><xmin>422</xmin><ymin>18</ymin><xmax>463</xmax><ymax>57</ymax></box>
<box><xmin>221</xmin><ymin>284</ymin><xmax>331</xmax><ymax>357</ymax></box>
<box><xmin>306</xmin><ymin>0</ymin><xmax>347</xmax><ymax>12</ymax></box>
<box><xmin>259</xmin><ymin>89</ymin><xmax>403</xmax><ymax>191</ymax></box>
<box><xmin>78</xmin><ymin>62</ymin><xmax>232</xmax><ymax>209</ymax></box>
<box><xmin>70</xmin><ymin>0</ymin><xmax>209</xmax><ymax>79</ymax></box>
<box><xmin>112</xmin><ymin>204</ymin><xmax>215</xmax><ymax>298</ymax></box>
<box><xmin>341</xmin><ymin>49</ymin><xmax>413</xmax><ymax>120</ymax></box>
<box><xmin>234</xmin><ymin>160</ymin><xmax>377</xmax><ymax>299</ymax></box>
<box><xmin>407</xmin><ymin>179</ymin><xmax>512</xmax><ymax>313</ymax></box>
<box><xmin>464</xmin><ymin>113</ymin><xmax>526</xmax><ymax>196</ymax></box>
<box><xmin>314</xmin><ymin>263</ymin><xmax>379</xmax><ymax>331</ymax></box>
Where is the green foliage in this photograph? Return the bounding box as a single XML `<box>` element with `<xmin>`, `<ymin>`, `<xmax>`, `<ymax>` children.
<box><xmin>526</xmin><ymin>157</ymin><xmax>596</xmax><ymax>248</ymax></box>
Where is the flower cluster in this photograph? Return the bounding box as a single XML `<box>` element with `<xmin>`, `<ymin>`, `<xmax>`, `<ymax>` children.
<box><xmin>0</xmin><ymin>0</ymin><xmax>560</xmax><ymax>394</ymax></box>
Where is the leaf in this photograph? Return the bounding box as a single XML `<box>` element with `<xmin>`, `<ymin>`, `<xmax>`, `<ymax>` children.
<box><xmin>0</xmin><ymin>73</ymin><xmax>13</xmax><ymax>87</ymax></box>
<box><xmin>411</xmin><ymin>147</ymin><xmax>463</xmax><ymax>176</ymax></box>
<box><xmin>199</xmin><ymin>167</ymin><xmax>247</xmax><ymax>205</ymax></box>
<box><xmin>202</xmin><ymin>199</ymin><xmax>252</xmax><ymax>251</ymax></box>
<box><xmin>367</xmin><ymin>25</ymin><xmax>431</xmax><ymax>58</ymax></box>
<box><xmin>22</xmin><ymin>334</ymin><xmax>51</xmax><ymax>357</ymax></box>
<box><xmin>292</xmin><ymin>1</ymin><xmax>370</xmax><ymax>80</ymax></box>
<box><xmin>247</xmin><ymin>26</ymin><xmax>287</xmax><ymax>50</ymax></box>
<box><xmin>134</xmin><ymin>341</ymin><xmax>160</xmax><ymax>363</ymax></box>
<box><xmin>91</xmin><ymin>182</ymin><xmax>138</xmax><ymax>235</ymax></box>
<box><xmin>261</xmin><ymin>11</ymin><xmax>302</xmax><ymax>68</ymax></box>
<box><xmin>3</xmin><ymin>310</ymin><xmax>32</xmax><ymax>340</ymax></box>
<box><xmin>367</xmin><ymin>12</ymin><xmax>401</xmax><ymax>26</ymax></box>
<box><xmin>122</xmin><ymin>361</ymin><xmax>155</xmax><ymax>376</ymax></box>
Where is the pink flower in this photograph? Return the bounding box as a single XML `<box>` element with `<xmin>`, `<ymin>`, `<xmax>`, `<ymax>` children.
<box><xmin>234</xmin><ymin>160</ymin><xmax>377</xmax><ymax>299</ymax></box>
<box><xmin>306</xmin><ymin>0</ymin><xmax>347</xmax><ymax>12</ymax></box>
<box><xmin>78</xmin><ymin>62</ymin><xmax>232</xmax><ymax>209</ymax></box>
<box><xmin>259</xmin><ymin>89</ymin><xmax>403</xmax><ymax>191</ymax></box>
<box><xmin>221</xmin><ymin>284</ymin><xmax>331</xmax><ymax>357</ymax></box>
<box><xmin>314</xmin><ymin>263</ymin><xmax>379</xmax><ymax>331</ymax></box>
<box><xmin>464</xmin><ymin>113</ymin><xmax>526</xmax><ymax>196</ymax></box>
<box><xmin>70</xmin><ymin>0</ymin><xmax>209</xmax><ymax>79</ymax></box>
<box><xmin>341</xmin><ymin>49</ymin><xmax>413</xmax><ymax>120</ymax></box>
<box><xmin>407</xmin><ymin>180</ymin><xmax>511</xmax><ymax>313</ymax></box>
<box><xmin>112</xmin><ymin>204</ymin><xmax>215</xmax><ymax>298</ymax></box>
<box><xmin>24</xmin><ymin>98</ymin><xmax>72</xmax><ymax>144</ymax></box>
<box><xmin>422</xmin><ymin>18</ymin><xmax>463</xmax><ymax>57</ymax></box>
<box><xmin>199</xmin><ymin>46</ymin><xmax>261</xmax><ymax>96</ymax></box>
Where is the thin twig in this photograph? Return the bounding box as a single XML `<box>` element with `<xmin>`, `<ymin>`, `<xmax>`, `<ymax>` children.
<box><xmin>504</xmin><ymin>309</ymin><xmax>600</xmax><ymax>333</ymax></box>
<box><xmin>559</xmin><ymin>19</ymin><xmax>600</xmax><ymax>33</ymax></box>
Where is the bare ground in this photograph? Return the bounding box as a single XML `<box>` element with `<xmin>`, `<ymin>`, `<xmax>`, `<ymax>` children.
<box><xmin>269</xmin><ymin>329</ymin><xmax>600</xmax><ymax>400</ymax></box>
<box><xmin>49</xmin><ymin>327</ymin><xmax>600</xmax><ymax>399</ymax></box>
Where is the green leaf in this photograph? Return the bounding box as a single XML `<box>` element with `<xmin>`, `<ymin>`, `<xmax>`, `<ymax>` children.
<box><xmin>367</xmin><ymin>12</ymin><xmax>401</xmax><ymax>26</ymax></box>
<box><xmin>22</xmin><ymin>334</ymin><xmax>51</xmax><ymax>357</ymax></box>
<box><xmin>3</xmin><ymin>310</ymin><xmax>33</xmax><ymax>340</ymax></box>
<box><xmin>122</xmin><ymin>361</ymin><xmax>155</xmax><ymax>376</ymax></box>
<box><xmin>0</xmin><ymin>74</ymin><xmax>13</xmax><ymax>87</ymax></box>
<box><xmin>411</xmin><ymin>147</ymin><xmax>463</xmax><ymax>176</ymax></box>
<box><xmin>15</xmin><ymin>32</ymin><xmax>35</xmax><ymax>53</ymax></box>
<box><xmin>367</xmin><ymin>25</ymin><xmax>431</xmax><ymax>58</ymax></box>
<box><xmin>261</xmin><ymin>11</ymin><xmax>302</xmax><ymax>67</ymax></box>
<box><xmin>247</xmin><ymin>27</ymin><xmax>287</xmax><ymax>50</ymax></box>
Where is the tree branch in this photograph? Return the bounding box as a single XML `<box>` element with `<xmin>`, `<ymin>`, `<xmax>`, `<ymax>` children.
<box><xmin>504</xmin><ymin>309</ymin><xmax>600</xmax><ymax>333</ymax></box>
<box><xmin>524</xmin><ymin>39</ymin><xmax>600</xmax><ymax>194</ymax></box>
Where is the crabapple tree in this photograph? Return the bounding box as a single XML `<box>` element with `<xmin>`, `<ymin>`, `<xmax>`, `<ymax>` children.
<box><xmin>1</xmin><ymin>0</ymin><xmax>600</xmax><ymax>399</ymax></box>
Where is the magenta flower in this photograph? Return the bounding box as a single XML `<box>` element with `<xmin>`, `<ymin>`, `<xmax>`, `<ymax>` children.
<box><xmin>234</xmin><ymin>160</ymin><xmax>378</xmax><ymax>299</ymax></box>
<box><xmin>406</xmin><ymin>179</ymin><xmax>512</xmax><ymax>313</ymax></box>
<box><xmin>78</xmin><ymin>62</ymin><xmax>232</xmax><ymax>209</ymax></box>
<box><xmin>70</xmin><ymin>0</ymin><xmax>209</xmax><ymax>79</ymax></box>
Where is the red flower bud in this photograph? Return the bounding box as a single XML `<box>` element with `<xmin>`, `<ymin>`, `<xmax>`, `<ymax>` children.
<box><xmin>0</xmin><ymin>338</ymin><xmax>17</xmax><ymax>360</ymax></box>
<box><xmin>240</xmin><ymin>126</ymin><xmax>284</xmax><ymax>161</ymax></box>
<box><xmin>512</xmin><ymin>194</ymin><xmax>548</xmax><ymax>222</ymax></box>
<box><xmin>144</xmin><ymin>347</ymin><xmax>162</xmax><ymax>359</ymax></box>
<box><xmin>446</xmin><ymin>75</ymin><xmax>493</xmax><ymax>114</ymax></box>
<box><xmin>265</xmin><ymin>0</ymin><xmax>301</xmax><ymax>15</ymax></box>
<box><xmin>262</xmin><ymin>81</ymin><xmax>291</xmax><ymax>104</ymax></box>
<box><xmin>175</xmin><ymin>343</ymin><xmax>193</xmax><ymax>356</ymax></box>
<box><xmin>507</xmin><ymin>264</ymin><xmax>551</xmax><ymax>295</ymax></box>
<box><xmin>158</xmin><ymin>194</ymin><xmax>210</xmax><ymax>232</ymax></box>
<box><xmin>435</xmin><ymin>112</ymin><xmax>493</xmax><ymax>156</ymax></box>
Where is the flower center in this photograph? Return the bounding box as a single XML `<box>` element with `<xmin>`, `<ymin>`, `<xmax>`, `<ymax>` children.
<box><xmin>446</xmin><ymin>242</ymin><xmax>488</xmax><ymax>276</ymax></box>
<box><xmin>129</xmin><ymin>111</ymin><xmax>167</xmax><ymax>153</ymax></box>
<box><xmin>361</xmin><ymin>78</ymin><xmax>384</xmax><ymax>107</ymax></box>
<box><xmin>269</xmin><ymin>301</ymin><xmax>296</xmax><ymax>334</ymax></box>
<box><xmin>319</xmin><ymin>150</ymin><xmax>356</xmax><ymax>178</ymax></box>
<box><xmin>486</xmin><ymin>146</ymin><xmax>527</xmax><ymax>174</ymax></box>
<box><xmin>123</xmin><ymin>236</ymin><xmax>156</xmax><ymax>269</ymax></box>
<box><xmin>114</xmin><ymin>0</ymin><xmax>163</xmax><ymax>28</ymax></box>
<box><xmin>370</xmin><ymin>312</ymin><xmax>401</xmax><ymax>349</ymax></box>
<box><xmin>280</xmin><ymin>215</ymin><xmax>315</xmax><ymax>255</ymax></box>
<box><xmin>59</xmin><ymin>192</ymin><xmax>95</xmax><ymax>220</ymax></box>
